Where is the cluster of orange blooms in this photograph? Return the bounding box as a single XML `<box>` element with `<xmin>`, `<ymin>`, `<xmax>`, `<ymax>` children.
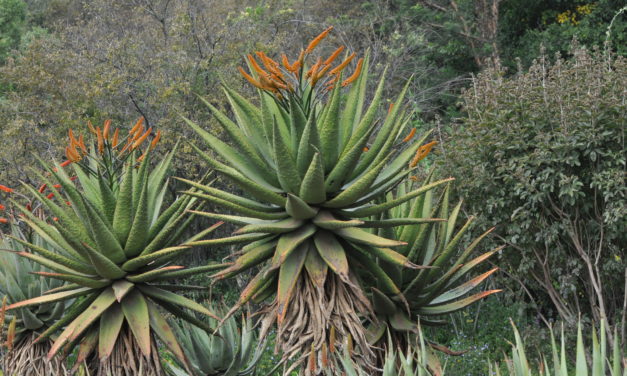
<box><xmin>238</xmin><ymin>26</ymin><xmax>363</xmax><ymax>96</ymax></box>
<box><xmin>0</xmin><ymin>118</ymin><xmax>161</xmax><ymax>225</ymax></box>
<box><xmin>65</xmin><ymin>117</ymin><xmax>160</xmax><ymax>163</ymax></box>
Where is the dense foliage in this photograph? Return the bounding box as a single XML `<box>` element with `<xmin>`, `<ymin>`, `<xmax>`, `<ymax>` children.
<box><xmin>440</xmin><ymin>44</ymin><xmax>626</xmax><ymax>327</ymax></box>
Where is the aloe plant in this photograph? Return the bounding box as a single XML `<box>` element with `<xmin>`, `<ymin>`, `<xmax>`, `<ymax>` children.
<box><xmin>167</xmin><ymin>308</ymin><xmax>265</xmax><ymax>376</ymax></box>
<box><xmin>2</xmin><ymin>120</ymin><xmax>223</xmax><ymax>376</ymax></box>
<box><xmin>364</xmin><ymin>177</ymin><xmax>501</xmax><ymax>351</ymax></box>
<box><xmin>183</xmin><ymin>26</ymin><xmax>451</xmax><ymax>372</ymax></box>
<box><xmin>0</xmin><ymin>221</ymin><xmax>68</xmax><ymax>375</ymax></box>
<box><xmin>498</xmin><ymin>320</ymin><xmax>626</xmax><ymax>376</ymax></box>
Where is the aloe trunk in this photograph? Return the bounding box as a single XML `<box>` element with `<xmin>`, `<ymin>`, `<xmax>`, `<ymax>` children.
<box><xmin>2</xmin><ymin>333</ymin><xmax>68</xmax><ymax>376</ymax></box>
<box><xmin>91</xmin><ymin>326</ymin><xmax>164</xmax><ymax>376</ymax></box>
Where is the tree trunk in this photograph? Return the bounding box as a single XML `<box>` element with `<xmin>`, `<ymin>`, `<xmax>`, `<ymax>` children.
<box><xmin>93</xmin><ymin>326</ymin><xmax>164</xmax><ymax>376</ymax></box>
<box><xmin>2</xmin><ymin>332</ymin><xmax>68</xmax><ymax>376</ymax></box>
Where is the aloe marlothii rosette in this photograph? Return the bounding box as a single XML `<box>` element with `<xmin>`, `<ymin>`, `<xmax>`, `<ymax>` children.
<box><xmin>4</xmin><ymin>121</ymin><xmax>223</xmax><ymax>376</ymax></box>
<box><xmin>167</xmin><ymin>308</ymin><xmax>265</xmax><ymax>376</ymax></box>
<box><xmin>0</xmin><ymin>222</ymin><xmax>69</xmax><ymax>376</ymax></box>
<box><xmin>182</xmin><ymin>27</ymin><xmax>452</xmax><ymax>372</ymax></box>
<box><xmin>364</xmin><ymin>175</ymin><xmax>502</xmax><ymax>354</ymax></box>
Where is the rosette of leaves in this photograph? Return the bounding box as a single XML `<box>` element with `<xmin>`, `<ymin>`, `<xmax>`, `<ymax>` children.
<box><xmin>181</xmin><ymin>27</ymin><xmax>452</xmax><ymax>372</ymax></box>
<box><xmin>0</xmin><ymin>223</ymin><xmax>68</xmax><ymax>376</ymax></box>
<box><xmin>4</xmin><ymin>122</ymin><xmax>223</xmax><ymax>376</ymax></box>
<box><xmin>167</xmin><ymin>308</ymin><xmax>265</xmax><ymax>376</ymax></box>
<box><xmin>364</xmin><ymin>175</ymin><xmax>502</xmax><ymax>357</ymax></box>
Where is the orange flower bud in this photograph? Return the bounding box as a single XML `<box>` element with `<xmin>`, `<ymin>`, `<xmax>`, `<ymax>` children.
<box><xmin>324</xmin><ymin>45</ymin><xmax>345</xmax><ymax>66</ymax></box>
<box><xmin>112</xmin><ymin>128</ymin><xmax>120</xmax><ymax>148</ymax></box>
<box><xmin>132</xmin><ymin>127</ymin><xmax>152</xmax><ymax>149</ymax></box>
<box><xmin>78</xmin><ymin>134</ymin><xmax>87</xmax><ymax>153</ymax></box>
<box><xmin>305</xmin><ymin>26</ymin><xmax>333</xmax><ymax>53</ymax></box>
<box><xmin>402</xmin><ymin>128</ymin><xmax>416</xmax><ymax>143</ymax></box>
<box><xmin>409</xmin><ymin>141</ymin><xmax>438</xmax><ymax>167</ymax></box>
<box><xmin>239</xmin><ymin>67</ymin><xmax>265</xmax><ymax>90</ymax></box>
<box><xmin>130</xmin><ymin>117</ymin><xmax>144</xmax><ymax>135</ymax></box>
<box><xmin>103</xmin><ymin>119</ymin><xmax>111</xmax><ymax>140</ymax></box>
<box><xmin>341</xmin><ymin>58</ymin><xmax>364</xmax><ymax>87</ymax></box>
<box><xmin>46</xmin><ymin>193</ymin><xmax>55</xmax><ymax>199</ymax></box>
<box><xmin>96</xmin><ymin>126</ymin><xmax>104</xmax><ymax>154</ymax></box>
<box><xmin>60</xmin><ymin>160</ymin><xmax>72</xmax><ymax>167</ymax></box>
<box><xmin>87</xmin><ymin>120</ymin><xmax>97</xmax><ymax>135</ymax></box>
<box><xmin>0</xmin><ymin>218</ymin><xmax>8</xmax><ymax>224</ymax></box>
<box><xmin>150</xmin><ymin>130</ymin><xmax>161</xmax><ymax>150</ymax></box>
<box><xmin>38</xmin><ymin>184</ymin><xmax>47</xmax><ymax>193</ymax></box>
<box><xmin>0</xmin><ymin>204</ymin><xmax>4</xmax><ymax>211</ymax></box>
<box><xmin>0</xmin><ymin>185</ymin><xmax>13</xmax><ymax>193</ymax></box>
<box><xmin>329</xmin><ymin>53</ymin><xmax>355</xmax><ymax>76</ymax></box>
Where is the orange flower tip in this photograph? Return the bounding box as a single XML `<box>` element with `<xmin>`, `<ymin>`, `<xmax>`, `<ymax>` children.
<box><xmin>52</xmin><ymin>217</ymin><xmax>58</xmax><ymax>222</ymax></box>
<box><xmin>53</xmin><ymin>184</ymin><xmax>61</xmax><ymax>189</ymax></box>
<box><xmin>70</xmin><ymin>176</ymin><xmax>78</xmax><ymax>181</ymax></box>
<box><xmin>66</xmin><ymin>201</ymin><xmax>71</xmax><ymax>206</ymax></box>
<box><xmin>0</xmin><ymin>218</ymin><xmax>8</xmax><ymax>224</ymax></box>
<box><xmin>402</xmin><ymin>128</ymin><xmax>417</xmax><ymax>143</ymax></box>
<box><xmin>38</xmin><ymin>184</ymin><xmax>47</xmax><ymax>193</ymax></box>
<box><xmin>0</xmin><ymin>204</ymin><xmax>4</xmax><ymax>211</ymax></box>
<box><xmin>363</xmin><ymin>147</ymin><xmax>369</xmax><ymax>152</ymax></box>
<box><xmin>388</xmin><ymin>103</ymin><xmax>394</xmax><ymax>113</ymax></box>
<box><xmin>25</xmin><ymin>204</ymin><xmax>32</xmax><ymax>211</ymax></box>
<box><xmin>60</xmin><ymin>160</ymin><xmax>72</xmax><ymax>167</ymax></box>
<box><xmin>409</xmin><ymin>176</ymin><xmax>418</xmax><ymax>182</ymax></box>
<box><xmin>0</xmin><ymin>185</ymin><xmax>13</xmax><ymax>193</ymax></box>
<box><xmin>46</xmin><ymin>193</ymin><xmax>55</xmax><ymax>199</ymax></box>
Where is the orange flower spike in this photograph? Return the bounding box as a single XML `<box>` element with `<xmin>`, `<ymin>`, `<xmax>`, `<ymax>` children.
<box><xmin>132</xmin><ymin>127</ymin><xmax>152</xmax><ymax>149</ymax></box>
<box><xmin>0</xmin><ymin>204</ymin><xmax>4</xmax><ymax>211</ymax></box>
<box><xmin>363</xmin><ymin>147</ymin><xmax>369</xmax><ymax>152</ymax></box>
<box><xmin>87</xmin><ymin>120</ymin><xmax>97</xmax><ymax>135</ymax></box>
<box><xmin>150</xmin><ymin>130</ymin><xmax>161</xmax><ymax>150</ymax></box>
<box><xmin>329</xmin><ymin>52</ymin><xmax>356</xmax><ymax>76</ymax></box>
<box><xmin>65</xmin><ymin>146</ymin><xmax>78</xmax><ymax>163</ymax></box>
<box><xmin>402</xmin><ymin>128</ymin><xmax>417</xmax><ymax>143</ymax></box>
<box><xmin>388</xmin><ymin>102</ymin><xmax>394</xmax><ymax>114</ymax></box>
<box><xmin>0</xmin><ymin>185</ymin><xmax>13</xmax><ymax>193</ymax></box>
<box><xmin>96</xmin><ymin>126</ymin><xmax>104</xmax><ymax>154</ymax></box>
<box><xmin>239</xmin><ymin>67</ymin><xmax>266</xmax><ymax>90</ymax></box>
<box><xmin>409</xmin><ymin>140</ymin><xmax>438</xmax><ymax>167</ymax></box>
<box><xmin>305</xmin><ymin>26</ymin><xmax>333</xmax><ymax>54</ymax></box>
<box><xmin>323</xmin><ymin>45</ymin><xmax>345</xmax><ymax>66</ymax></box>
<box><xmin>77</xmin><ymin>134</ymin><xmax>87</xmax><ymax>153</ymax></box>
<box><xmin>247</xmin><ymin>54</ymin><xmax>269</xmax><ymax>77</ymax></box>
<box><xmin>38</xmin><ymin>184</ymin><xmax>47</xmax><ymax>193</ymax></box>
<box><xmin>297</xmin><ymin>49</ymin><xmax>305</xmax><ymax>66</ymax></box>
<box><xmin>53</xmin><ymin>184</ymin><xmax>61</xmax><ymax>189</ymax></box>
<box><xmin>341</xmin><ymin>58</ymin><xmax>364</xmax><ymax>87</ymax></box>
<box><xmin>60</xmin><ymin>160</ymin><xmax>72</xmax><ymax>168</ymax></box>
<box><xmin>103</xmin><ymin>119</ymin><xmax>111</xmax><ymax>140</ymax></box>
<box><xmin>112</xmin><ymin>128</ymin><xmax>120</xmax><ymax>148</ymax></box>
<box><xmin>68</xmin><ymin>129</ymin><xmax>79</xmax><ymax>147</ymax></box>
<box><xmin>312</xmin><ymin>64</ymin><xmax>331</xmax><ymax>86</ymax></box>
<box><xmin>25</xmin><ymin>203</ymin><xmax>31</xmax><ymax>211</ymax></box>
<box><xmin>130</xmin><ymin>117</ymin><xmax>144</xmax><ymax>135</ymax></box>
<box><xmin>0</xmin><ymin>218</ymin><xmax>8</xmax><ymax>224</ymax></box>
<box><xmin>46</xmin><ymin>193</ymin><xmax>55</xmax><ymax>200</ymax></box>
<box><xmin>307</xmin><ymin>57</ymin><xmax>323</xmax><ymax>79</ymax></box>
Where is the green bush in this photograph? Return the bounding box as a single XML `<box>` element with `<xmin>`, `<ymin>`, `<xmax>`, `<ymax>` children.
<box><xmin>439</xmin><ymin>42</ymin><xmax>626</xmax><ymax>325</ymax></box>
